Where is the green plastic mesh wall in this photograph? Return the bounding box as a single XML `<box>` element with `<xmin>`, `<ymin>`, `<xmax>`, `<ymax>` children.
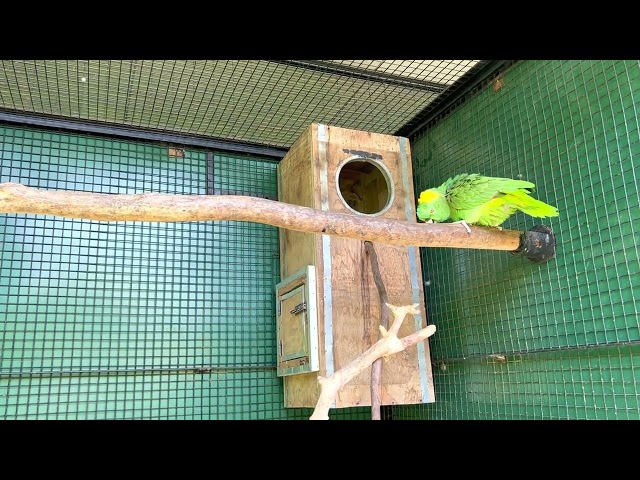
<box><xmin>0</xmin><ymin>125</ymin><xmax>370</xmax><ymax>419</ymax></box>
<box><xmin>390</xmin><ymin>60</ymin><xmax>639</xmax><ymax>420</ymax></box>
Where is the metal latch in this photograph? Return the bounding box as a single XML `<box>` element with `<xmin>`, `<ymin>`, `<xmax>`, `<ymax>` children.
<box><xmin>290</xmin><ymin>302</ymin><xmax>307</xmax><ymax>315</ymax></box>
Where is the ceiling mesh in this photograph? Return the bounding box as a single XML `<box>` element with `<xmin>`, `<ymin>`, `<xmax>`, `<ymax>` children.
<box><xmin>0</xmin><ymin>60</ymin><xmax>483</xmax><ymax>149</ymax></box>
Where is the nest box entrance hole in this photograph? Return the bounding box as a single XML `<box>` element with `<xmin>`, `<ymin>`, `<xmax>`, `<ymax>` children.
<box><xmin>336</xmin><ymin>158</ymin><xmax>393</xmax><ymax>215</ymax></box>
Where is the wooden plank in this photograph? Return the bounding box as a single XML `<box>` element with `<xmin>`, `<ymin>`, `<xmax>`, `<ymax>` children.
<box><xmin>330</xmin><ymin>241</ymin><xmax>429</xmax><ymax>407</ymax></box>
<box><xmin>277</xmin><ymin>126</ymin><xmax>316</xmax><ymax>279</ymax></box>
<box><xmin>282</xmin><ymin>372</ymin><xmax>320</xmax><ymax>408</ymax></box>
<box><xmin>278</xmin><ymin>124</ymin><xmax>324</xmax><ymax>408</ymax></box>
<box><xmin>322</xmin><ymin>125</ymin><xmax>432</xmax><ymax>407</ymax></box>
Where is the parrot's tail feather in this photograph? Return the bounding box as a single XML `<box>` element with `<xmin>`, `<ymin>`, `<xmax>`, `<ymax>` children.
<box><xmin>504</xmin><ymin>190</ymin><xmax>559</xmax><ymax>218</ymax></box>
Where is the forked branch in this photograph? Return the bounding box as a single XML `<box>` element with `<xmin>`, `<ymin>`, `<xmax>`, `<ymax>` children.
<box><xmin>309</xmin><ymin>303</ymin><xmax>436</xmax><ymax>420</ymax></box>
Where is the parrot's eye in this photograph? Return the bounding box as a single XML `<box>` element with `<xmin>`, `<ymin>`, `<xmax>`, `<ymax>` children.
<box><xmin>430</xmin><ymin>209</ymin><xmax>434</xmax><ymax>214</ymax></box>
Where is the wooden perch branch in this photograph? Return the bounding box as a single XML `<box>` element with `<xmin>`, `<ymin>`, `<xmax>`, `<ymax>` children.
<box><xmin>309</xmin><ymin>303</ymin><xmax>436</xmax><ymax>420</ymax></box>
<box><xmin>0</xmin><ymin>183</ymin><xmax>522</xmax><ymax>250</ymax></box>
<box><xmin>364</xmin><ymin>241</ymin><xmax>390</xmax><ymax>421</ymax></box>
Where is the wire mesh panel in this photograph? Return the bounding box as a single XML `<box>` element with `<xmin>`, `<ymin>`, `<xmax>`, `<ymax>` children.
<box><xmin>0</xmin><ymin>125</ymin><xmax>371</xmax><ymax>419</ymax></box>
<box><xmin>391</xmin><ymin>344</ymin><xmax>639</xmax><ymax>420</ymax></box>
<box><xmin>393</xmin><ymin>60</ymin><xmax>640</xmax><ymax>420</ymax></box>
<box><xmin>0</xmin><ymin>60</ymin><xmax>481</xmax><ymax>149</ymax></box>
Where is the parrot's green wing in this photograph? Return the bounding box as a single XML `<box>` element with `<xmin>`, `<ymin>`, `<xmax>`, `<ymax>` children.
<box><xmin>444</xmin><ymin>173</ymin><xmax>535</xmax><ymax>210</ymax></box>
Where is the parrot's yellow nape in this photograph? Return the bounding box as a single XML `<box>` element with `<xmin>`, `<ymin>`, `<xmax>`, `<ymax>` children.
<box><xmin>418</xmin><ymin>189</ymin><xmax>441</xmax><ymax>204</ymax></box>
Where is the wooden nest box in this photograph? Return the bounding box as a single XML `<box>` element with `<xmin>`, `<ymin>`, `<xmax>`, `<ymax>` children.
<box><xmin>276</xmin><ymin>123</ymin><xmax>434</xmax><ymax>409</ymax></box>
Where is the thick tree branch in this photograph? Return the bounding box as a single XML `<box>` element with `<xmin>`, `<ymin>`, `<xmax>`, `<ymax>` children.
<box><xmin>0</xmin><ymin>183</ymin><xmax>522</xmax><ymax>250</ymax></box>
<box><xmin>309</xmin><ymin>303</ymin><xmax>436</xmax><ymax>420</ymax></box>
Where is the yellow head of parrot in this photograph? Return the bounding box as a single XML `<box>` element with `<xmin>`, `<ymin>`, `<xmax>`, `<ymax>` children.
<box><xmin>418</xmin><ymin>189</ymin><xmax>442</xmax><ymax>204</ymax></box>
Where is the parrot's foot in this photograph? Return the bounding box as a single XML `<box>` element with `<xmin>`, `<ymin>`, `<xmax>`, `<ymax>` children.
<box><xmin>451</xmin><ymin>220</ymin><xmax>472</xmax><ymax>234</ymax></box>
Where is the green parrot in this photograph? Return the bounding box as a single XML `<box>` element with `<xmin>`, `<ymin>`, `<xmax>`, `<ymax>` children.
<box><xmin>416</xmin><ymin>173</ymin><xmax>559</xmax><ymax>232</ymax></box>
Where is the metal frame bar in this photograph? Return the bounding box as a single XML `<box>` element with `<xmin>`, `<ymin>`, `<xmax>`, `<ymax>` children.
<box><xmin>206</xmin><ymin>152</ymin><xmax>215</xmax><ymax>194</ymax></box>
<box><xmin>0</xmin><ymin>62</ymin><xmax>514</xmax><ymax>158</ymax></box>
<box><xmin>0</xmin><ymin>109</ymin><xmax>288</xmax><ymax>160</ymax></box>
<box><xmin>398</xmin><ymin>60</ymin><xmax>518</xmax><ymax>138</ymax></box>
<box><xmin>271</xmin><ymin>60</ymin><xmax>449</xmax><ymax>93</ymax></box>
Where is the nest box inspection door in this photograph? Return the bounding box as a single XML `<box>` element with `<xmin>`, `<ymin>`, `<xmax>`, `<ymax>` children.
<box><xmin>277</xmin><ymin>123</ymin><xmax>434</xmax><ymax>409</ymax></box>
<box><xmin>275</xmin><ymin>266</ymin><xmax>320</xmax><ymax>376</ymax></box>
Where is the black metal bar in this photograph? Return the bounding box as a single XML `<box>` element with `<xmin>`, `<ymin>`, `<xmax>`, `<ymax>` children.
<box><xmin>0</xmin><ymin>364</ymin><xmax>277</xmax><ymax>379</ymax></box>
<box><xmin>206</xmin><ymin>152</ymin><xmax>215</xmax><ymax>195</ymax></box>
<box><xmin>398</xmin><ymin>60</ymin><xmax>518</xmax><ymax>138</ymax></box>
<box><xmin>433</xmin><ymin>339</ymin><xmax>640</xmax><ymax>366</ymax></box>
<box><xmin>271</xmin><ymin>60</ymin><xmax>449</xmax><ymax>93</ymax></box>
<box><xmin>0</xmin><ymin>109</ymin><xmax>288</xmax><ymax>160</ymax></box>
